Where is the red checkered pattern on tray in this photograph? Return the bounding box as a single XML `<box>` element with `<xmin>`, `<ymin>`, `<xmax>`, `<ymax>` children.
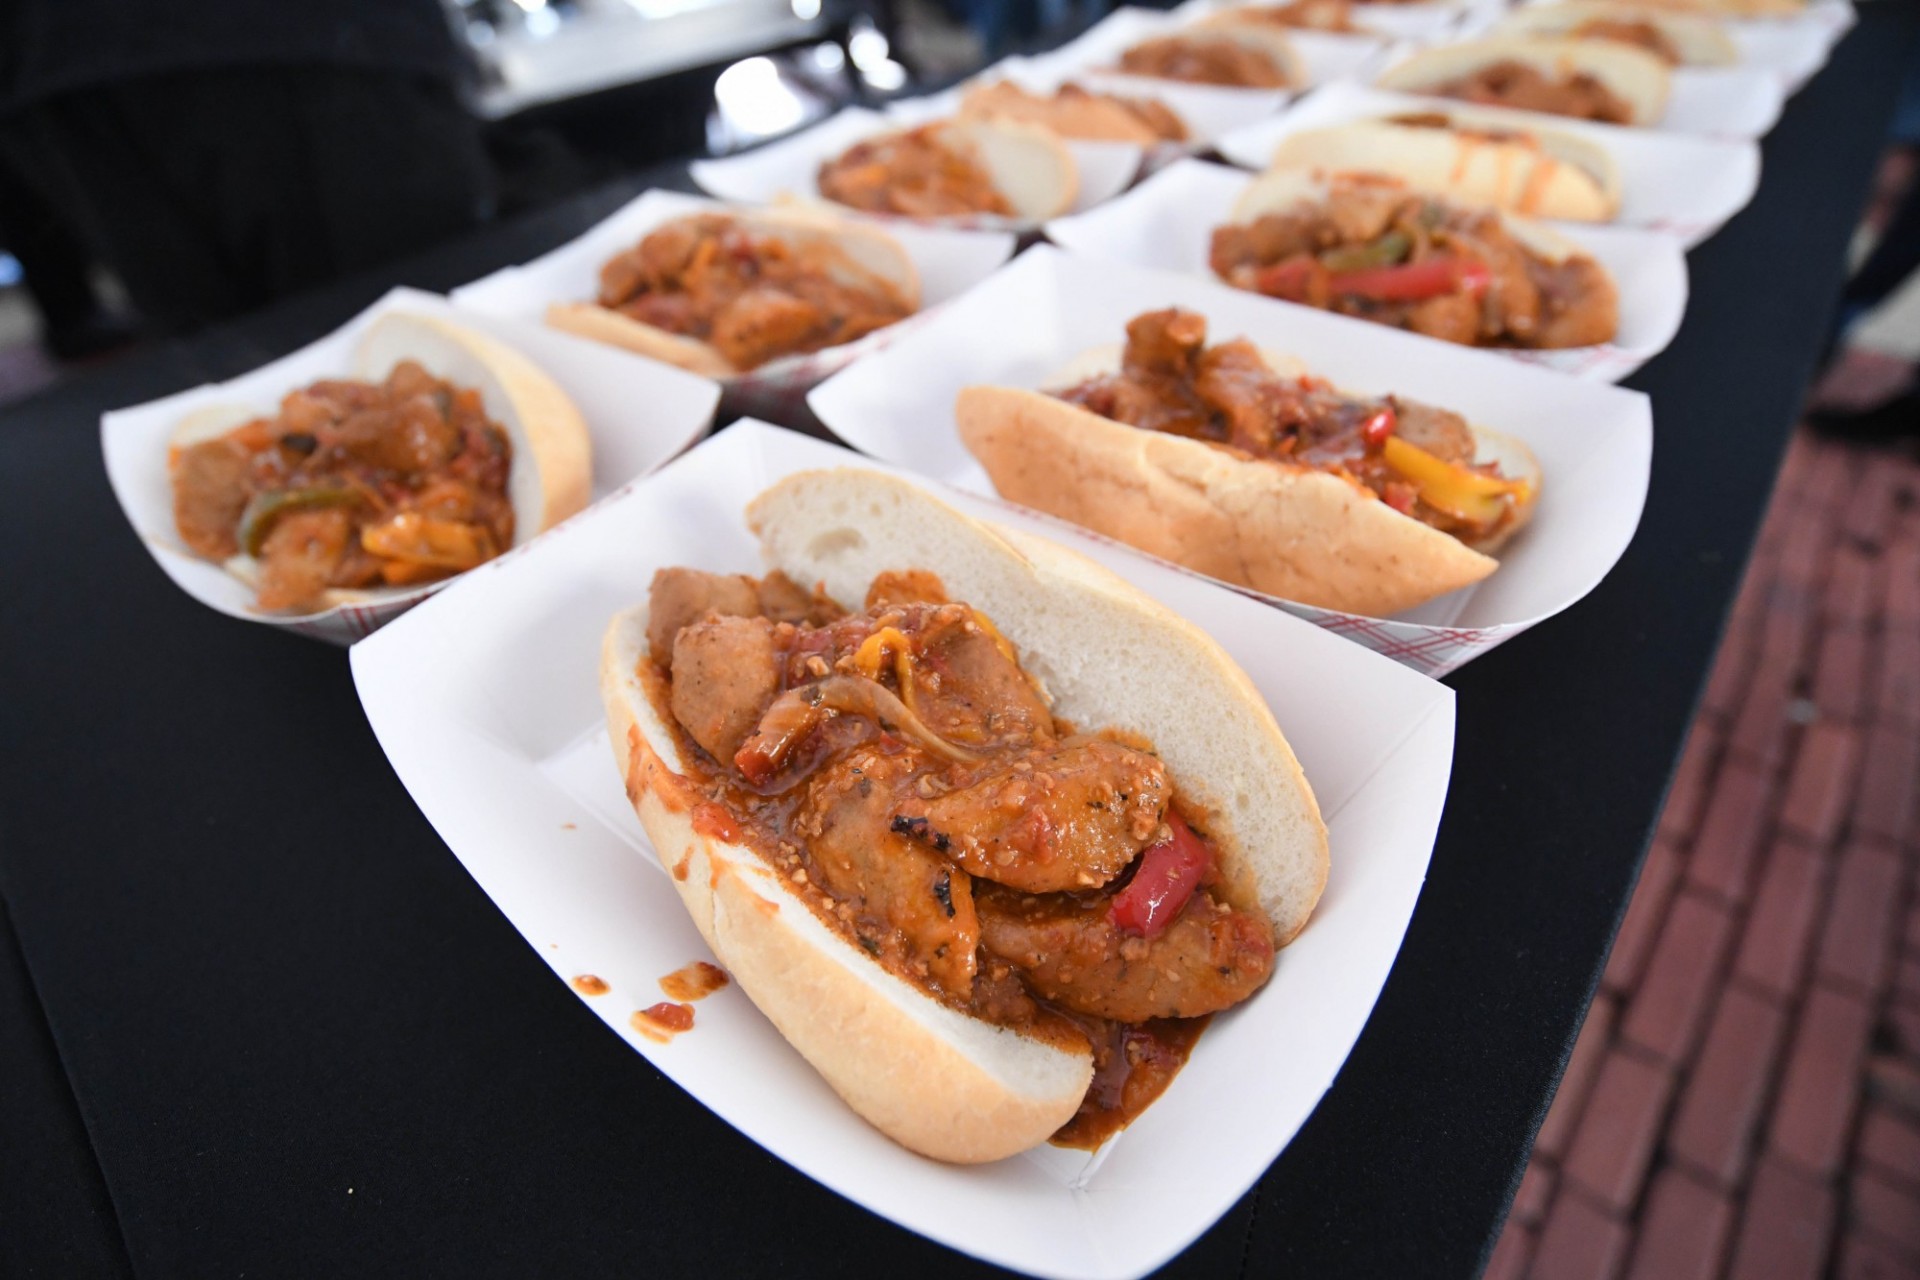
<box><xmin>966</xmin><ymin>481</ymin><xmax>1514</xmax><ymax>678</ymax></box>
<box><xmin>1507</xmin><ymin>343</ymin><xmax>1642</xmax><ymax>383</ymax></box>
<box><xmin>1295</xmin><ymin>607</ymin><xmax>1501</xmax><ymax>679</ymax></box>
<box><xmin>719</xmin><ymin>306</ymin><xmax>942</xmax><ymax>426</ymax></box>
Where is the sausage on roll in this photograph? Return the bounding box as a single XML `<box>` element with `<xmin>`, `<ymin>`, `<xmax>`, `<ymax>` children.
<box><xmin>546</xmin><ymin>209</ymin><xmax>918</xmax><ymax>377</ymax></box>
<box><xmin>816</xmin><ymin>119</ymin><xmax>1079</xmax><ymax>221</ymax></box>
<box><xmin>169</xmin><ymin>312</ymin><xmax>591</xmax><ymax>614</ymax></box>
<box><xmin>959</xmin><ymin>81</ymin><xmax>1190</xmax><ymax>146</ymax></box>
<box><xmin>1209</xmin><ymin>170</ymin><xmax>1621</xmax><ymax>348</ymax></box>
<box><xmin>1494</xmin><ymin>2</ymin><xmax>1739</xmax><ymax>65</ymax></box>
<box><xmin>1113</xmin><ymin>28</ymin><xmax>1305</xmax><ymax>88</ymax></box>
<box><xmin>602</xmin><ymin>469</ymin><xmax>1327</xmax><ymax>1160</ymax></box>
<box><xmin>1376</xmin><ymin>35</ymin><xmax>1673</xmax><ymax>124</ymax></box>
<box><xmin>956</xmin><ymin>308</ymin><xmax>1539</xmax><ymax>617</ymax></box>
<box><xmin>1265</xmin><ymin>110</ymin><xmax>1622</xmax><ymax>222</ymax></box>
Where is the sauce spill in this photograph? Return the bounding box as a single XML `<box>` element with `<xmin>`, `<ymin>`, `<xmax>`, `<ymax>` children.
<box><xmin>672</xmin><ymin>853</ymin><xmax>692</xmax><ymax>882</ymax></box>
<box><xmin>660</xmin><ymin>961</ymin><xmax>729</xmax><ymax>1002</ymax></box>
<box><xmin>631</xmin><ymin>1002</ymin><xmax>695</xmax><ymax>1043</ymax></box>
<box><xmin>691</xmin><ymin>802</ymin><xmax>738</xmax><ymax>841</ymax></box>
<box><xmin>571</xmin><ymin>974</ymin><xmax>610</xmax><ymax>996</ymax></box>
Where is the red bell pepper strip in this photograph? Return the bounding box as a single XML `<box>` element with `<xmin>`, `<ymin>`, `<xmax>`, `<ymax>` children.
<box><xmin>1361</xmin><ymin>407</ymin><xmax>1397</xmax><ymax>448</ymax></box>
<box><xmin>1329</xmin><ymin>256</ymin><xmax>1492</xmax><ymax>302</ymax></box>
<box><xmin>1110</xmin><ymin>810</ymin><xmax>1211</xmax><ymax>940</ymax></box>
<box><xmin>1251</xmin><ymin>256</ymin><xmax>1321</xmax><ymax>302</ymax></box>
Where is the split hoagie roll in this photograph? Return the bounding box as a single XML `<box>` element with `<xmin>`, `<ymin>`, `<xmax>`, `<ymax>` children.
<box><xmin>1114</xmin><ymin>27</ymin><xmax>1307</xmax><ymax>88</ymax></box>
<box><xmin>1211</xmin><ymin>170</ymin><xmax>1621</xmax><ymax>349</ymax></box>
<box><xmin>169</xmin><ymin>312</ymin><xmax>591</xmax><ymax>615</ymax></box>
<box><xmin>1494</xmin><ymin>2</ymin><xmax>1739</xmax><ymax>65</ymax></box>
<box><xmin>1265</xmin><ymin>110</ymin><xmax>1623</xmax><ymax>222</ymax></box>
<box><xmin>957</xmin><ymin>308</ymin><xmax>1540</xmax><ymax>618</ymax></box>
<box><xmin>602</xmin><ymin>468</ymin><xmax>1327</xmax><ymax>1160</ymax></box>
<box><xmin>1377</xmin><ymin>35</ymin><xmax>1673</xmax><ymax>125</ymax></box>
<box><xmin>958</xmin><ymin>80</ymin><xmax>1190</xmax><ymax>146</ymax></box>
<box><xmin>815</xmin><ymin>118</ymin><xmax>1080</xmax><ymax>221</ymax></box>
<box><xmin>546</xmin><ymin>208</ymin><xmax>920</xmax><ymax>378</ymax></box>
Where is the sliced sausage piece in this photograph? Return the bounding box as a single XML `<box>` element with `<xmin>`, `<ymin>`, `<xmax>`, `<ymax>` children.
<box><xmin>891</xmin><ymin>739</ymin><xmax>1168</xmax><ymax>893</ymax></box>
<box><xmin>1530</xmin><ymin>257</ymin><xmax>1620</xmax><ymax>350</ymax></box>
<box><xmin>913</xmin><ymin>612</ymin><xmax>1053</xmax><ymax>746</ymax></box>
<box><xmin>646</xmin><ymin>567</ymin><xmax>762</xmax><ymax>667</ymax></box>
<box><xmin>172</xmin><ymin>436</ymin><xmax>255</xmax><ymax>559</ymax></box>
<box><xmin>669</xmin><ymin>614</ymin><xmax>781</xmax><ymax>763</ymax></box>
<box><xmin>1390</xmin><ymin>398</ymin><xmax>1475</xmax><ymax>465</ymax></box>
<box><xmin>976</xmin><ymin>885</ymin><xmax>1274</xmax><ymax>1021</ymax></box>
<box><xmin>709</xmin><ymin>287</ymin><xmax>826</xmax><ymax>369</ymax></box>
<box><xmin>797</xmin><ymin>747</ymin><xmax>980</xmax><ymax>998</ymax></box>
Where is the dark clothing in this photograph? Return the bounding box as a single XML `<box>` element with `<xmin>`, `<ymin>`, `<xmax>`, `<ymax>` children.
<box><xmin>0</xmin><ymin>0</ymin><xmax>466</xmax><ymax>112</ymax></box>
<box><xmin>0</xmin><ymin>65</ymin><xmax>492</xmax><ymax>333</ymax></box>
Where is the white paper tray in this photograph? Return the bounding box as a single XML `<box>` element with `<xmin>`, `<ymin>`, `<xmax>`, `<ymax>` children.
<box><xmin>809</xmin><ymin>245</ymin><xmax>1652</xmax><ymax>676</ymax></box>
<box><xmin>450</xmin><ymin>188</ymin><xmax>1015</xmax><ymax>421</ymax></box>
<box><xmin>101</xmin><ymin>287</ymin><xmax>722</xmax><ymax>644</ymax></box>
<box><xmin>349</xmin><ymin>419</ymin><xmax>1456</xmax><ymax>1280</ymax></box>
<box><xmin>1043</xmin><ymin>155</ymin><xmax>1688</xmax><ymax>383</ymax></box>
<box><xmin>1215</xmin><ymin>79</ymin><xmax>1760</xmax><ymax>246</ymax></box>
<box><xmin>688</xmin><ymin>106</ymin><xmax>1143</xmax><ymax>232</ymax></box>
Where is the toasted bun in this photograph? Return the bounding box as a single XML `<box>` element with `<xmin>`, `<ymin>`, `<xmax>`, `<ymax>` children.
<box><xmin>174</xmin><ymin>311</ymin><xmax>592</xmax><ymax>614</ymax></box>
<box><xmin>959</xmin><ymin>80</ymin><xmax>1175</xmax><ymax>146</ymax></box>
<box><xmin>1377</xmin><ymin>35</ymin><xmax>1673</xmax><ymax>126</ymax></box>
<box><xmin>956</xmin><ymin>339</ymin><xmax>1539</xmax><ymax>617</ymax></box>
<box><xmin>602</xmin><ymin>469</ymin><xmax>1327</xmax><ymax>1160</ymax></box>
<box><xmin>1266</xmin><ymin>116</ymin><xmax>1622</xmax><ymax>221</ymax></box>
<box><xmin>1495</xmin><ymin>3</ymin><xmax>1739</xmax><ymax>64</ymax></box>
<box><xmin>545</xmin><ymin>209</ymin><xmax>920</xmax><ymax>378</ymax></box>
<box><xmin>932</xmin><ymin>118</ymin><xmax>1081</xmax><ymax>221</ymax></box>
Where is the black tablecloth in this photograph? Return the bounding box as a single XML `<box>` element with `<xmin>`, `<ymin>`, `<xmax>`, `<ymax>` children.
<box><xmin>3</xmin><ymin>8</ymin><xmax>1915</xmax><ymax>1275</ymax></box>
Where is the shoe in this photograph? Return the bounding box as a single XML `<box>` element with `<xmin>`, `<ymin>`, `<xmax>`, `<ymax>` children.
<box><xmin>1806</xmin><ymin>386</ymin><xmax>1920</xmax><ymax>441</ymax></box>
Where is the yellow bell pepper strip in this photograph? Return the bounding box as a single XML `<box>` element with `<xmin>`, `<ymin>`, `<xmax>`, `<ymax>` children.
<box><xmin>1380</xmin><ymin>436</ymin><xmax>1531</xmax><ymax>525</ymax></box>
<box><xmin>359</xmin><ymin>512</ymin><xmax>497</xmax><ymax>570</ymax></box>
<box><xmin>851</xmin><ymin>627</ymin><xmax>919</xmax><ymax>715</ymax></box>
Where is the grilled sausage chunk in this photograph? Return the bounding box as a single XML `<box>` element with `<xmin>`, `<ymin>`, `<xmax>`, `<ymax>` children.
<box><xmin>798</xmin><ymin>748</ymin><xmax>982</xmax><ymax>998</ymax></box>
<box><xmin>976</xmin><ymin>885</ymin><xmax>1275</xmax><ymax>1021</ymax></box>
<box><xmin>891</xmin><ymin>739</ymin><xmax>1169</xmax><ymax>893</ymax></box>
<box><xmin>669</xmin><ymin>615</ymin><xmax>781</xmax><ymax>763</ymax></box>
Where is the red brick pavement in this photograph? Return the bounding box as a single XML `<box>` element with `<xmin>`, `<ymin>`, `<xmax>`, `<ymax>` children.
<box><xmin>1497</xmin><ymin>421</ymin><xmax>1920</xmax><ymax>1280</ymax></box>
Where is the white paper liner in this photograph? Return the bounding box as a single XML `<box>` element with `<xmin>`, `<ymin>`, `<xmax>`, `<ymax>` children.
<box><xmin>101</xmin><ymin>286</ymin><xmax>722</xmax><ymax>644</ymax></box>
<box><xmin>450</xmin><ymin>188</ymin><xmax>1015</xmax><ymax>422</ymax></box>
<box><xmin>687</xmin><ymin>106</ymin><xmax>1143</xmax><ymax>233</ymax></box>
<box><xmin>1042</xmin><ymin>155</ymin><xmax>1687</xmax><ymax>384</ymax></box>
<box><xmin>809</xmin><ymin>245</ymin><xmax>1653</xmax><ymax>676</ymax></box>
<box><xmin>349</xmin><ymin>418</ymin><xmax>1456</xmax><ymax>1279</ymax></box>
<box><xmin>1214</xmin><ymin>79</ymin><xmax>1760</xmax><ymax>246</ymax></box>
